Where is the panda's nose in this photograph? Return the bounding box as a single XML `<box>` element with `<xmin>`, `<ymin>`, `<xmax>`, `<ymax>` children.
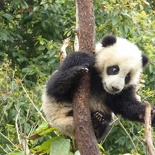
<box><xmin>112</xmin><ymin>86</ymin><xmax>119</xmax><ymax>91</ymax></box>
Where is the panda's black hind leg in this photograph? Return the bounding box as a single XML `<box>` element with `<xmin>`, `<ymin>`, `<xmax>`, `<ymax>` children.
<box><xmin>91</xmin><ymin>111</ymin><xmax>112</xmax><ymax>140</ymax></box>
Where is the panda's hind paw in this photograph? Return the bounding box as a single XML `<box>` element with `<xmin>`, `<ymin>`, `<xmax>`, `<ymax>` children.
<box><xmin>95</xmin><ymin>111</ymin><xmax>104</xmax><ymax>123</ymax></box>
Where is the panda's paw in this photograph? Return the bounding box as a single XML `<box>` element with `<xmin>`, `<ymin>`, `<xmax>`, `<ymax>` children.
<box><xmin>74</xmin><ymin>66</ymin><xmax>89</xmax><ymax>75</ymax></box>
<box><xmin>92</xmin><ymin>111</ymin><xmax>111</xmax><ymax>140</ymax></box>
<box><xmin>94</xmin><ymin>111</ymin><xmax>106</xmax><ymax>125</ymax></box>
<box><xmin>81</xmin><ymin>67</ymin><xmax>89</xmax><ymax>73</ymax></box>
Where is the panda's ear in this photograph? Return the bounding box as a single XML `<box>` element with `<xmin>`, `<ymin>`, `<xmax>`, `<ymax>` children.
<box><xmin>142</xmin><ymin>54</ymin><xmax>149</xmax><ymax>67</ymax></box>
<box><xmin>101</xmin><ymin>35</ymin><xmax>117</xmax><ymax>47</ymax></box>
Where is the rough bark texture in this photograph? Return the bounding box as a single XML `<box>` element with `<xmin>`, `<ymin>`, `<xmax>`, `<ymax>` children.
<box><xmin>144</xmin><ymin>102</ymin><xmax>155</xmax><ymax>155</ymax></box>
<box><xmin>73</xmin><ymin>0</ymin><xmax>101</xmax><ymax>155</ymax></box>
<box><xmin>76</xmin><ymin>0</ymin><xmax>95</xmax><ymax>52</ymax></box>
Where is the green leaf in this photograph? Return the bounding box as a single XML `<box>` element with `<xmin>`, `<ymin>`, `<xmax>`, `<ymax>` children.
<box><xmin>7</xmin><ymin>151</ymin><xmax>25</xmax><ymax>155</ymax></box>
<box><xmin>50</xmin><ymin>137</ymin><xmax>71</xmax><ymax>155</ymax></box>
<box><xmin>34</xmin><ymin>138</ymin><xmax>54</xmax><ymax>153</ymax></box>
<box><xmin>33</xmin><ymin>122</ymin><xmax>57</xmax><ymax>136</ymax></box>
<box><xmin>140</xmin><ymin>10</ymin><xmax>147</xmax><ymax>18</ymax></box>
<box><xmin>34</xmin><ymin>122</ymin><xmax>49</xmax><ymax>134</ymax></box>
<box><xmin>0</xmin><ymin>31</ymin><xmax>8</xmax><ymax>41</ymax></box>
<box><xmin>38</xmin><ymin>127</ymin><xmax>57</xmax><ymax>136</ymax></box>
<box><xmin>38</xmin><ymin>45</ymin><xmax>46</xmax><ymax>50</ymax></box>
<box><xmin>74</xmin><ymin>150</ymin><xmax>81</xmax><ymax>155</ymax></box>
<box><xmin>20</xmin><ymin>0</ymin><xmax>28</xmax><ymax>9</ymax></box>
<box><xmin>98</xmin><ymin>144</ymin><xmax>105</xmax><ymax>152</ymax></box>
<box><xmin>33</xmin><ymin>6</ymin><xmax>40</xmax><ymax>12</ymax></box>
<box><xmin>3</xmin><ymin>13</ymin><xmax>14</xmax><ymax>20</ymax></box>
<box><xmin>112</xmin><ymin>16</ymin><xmax>119</xmax><ymax>26</ymax></box>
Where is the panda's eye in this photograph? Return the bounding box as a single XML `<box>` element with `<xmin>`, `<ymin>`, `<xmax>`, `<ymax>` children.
<box><xmin>107</xmin><ymin>65</ymin><xmax>119</xmax><ymax>75</ymax></box>
<box><xmin>125</xmin><ymin>73</ymin><xmax>130</xmax><ymax>84</ymax></box>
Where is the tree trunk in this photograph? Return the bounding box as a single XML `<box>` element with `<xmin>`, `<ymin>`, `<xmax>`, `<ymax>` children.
<box><xmin>73</xmin><ymin>0</ymin><xmax>101</xmax><ymax>155</ymax></box>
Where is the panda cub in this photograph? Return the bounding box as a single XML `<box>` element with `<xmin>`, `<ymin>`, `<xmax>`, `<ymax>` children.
<box><xmin>42</xmin><ymin>35</ymin><xmax>155</xmax><ymax>140</ymax></box>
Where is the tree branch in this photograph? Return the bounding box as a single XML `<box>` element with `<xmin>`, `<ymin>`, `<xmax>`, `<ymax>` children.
<box><xmin>73</xmin><ymin>0</ymin><xmax>100</xmax><ymax>154</ymax></box>
<box><xmin>144</xmin><ymin>102</ymin><xmax>155</xmax><ymax>155</ymax></box>
<box><xmin>75</xmin><ymin>0</ymin><xmax>95</xmax><ymax>52</ymax></box>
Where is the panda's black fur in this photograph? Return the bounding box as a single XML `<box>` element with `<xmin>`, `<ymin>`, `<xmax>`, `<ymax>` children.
<box><xmin>101</xmin><ymin>34</ymin><xmax>116</xmax><ymax>47</ymax></box>
<box><xmin>42</xmin><ymin>35</ymin><xmax>155</xmax><ymax>140</ymax></box>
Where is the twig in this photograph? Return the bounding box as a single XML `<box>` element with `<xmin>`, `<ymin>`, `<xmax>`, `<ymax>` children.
<box><xmin>0</xmin><ymin>132</ymin><xmax>17</xmax><ymax>149</ymax></box>
<box><xmin>101</xmin><ymin>115</ymin><xmax>121</xmax><ymax>145</ymax></box>
<box><xmin>60</xmin><ymin>37</ymin><xmax>70</xmax><ymax>63</ymax></box>
<box><xmin>144</xmin><ymin>102</ymin><xmax>155</xmax><ymax>155</ymax></box>
<box><xmin>100</xmin><ymin>120</ymin><xmax>115</xmax><ymax>145</ymax></box>
<box><xmin>6</xmin><ymin>144</ymin><xmax>12</xmax><ymax>152</ymax></box>
<box><xmin>28</xmin><ymin>121</ymin><xmax>39</xmax><ymax>137</ymax></box>
<box><xmin>15</xmin><ymin>108</ymin><xmax>30</xmax><ymax>154</ymax></box>
<box><xmin>0</xmin><ymin>145</ymin><xmax>8</xmax><ymax>153</ymax></box>
<box><xmin>118</xmin><ymin>120</ymin><xmax>138</xmax><ymax>152</ymax></box>
<box><xmin>28</xmin><ymin>133</ymin><xmax>41</xmax><ymax>140</ymax></box>
<box><xmin>20</xmin><ymin>81</ymin><xmax>47</xmax><ymax>122</ymax></box>
<box><xmin>110</xmin><ymin>115</ymin><xmax>121</xmax><ymax>125</ymax></box>
<box><xmin>20</xmin><ymin>133</ymin><xmax>30</xmax><ymax>154</ymax></box>
<box><xmin>15</xmin><ymin>108</ymin><xmax>22</xmax><ymax>144</ymax></box>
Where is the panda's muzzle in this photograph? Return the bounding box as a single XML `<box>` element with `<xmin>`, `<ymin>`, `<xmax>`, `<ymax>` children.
<box><xmin>103</xmin><ymin>82</ymin><xmax>123</xmax><ymax>94</ymax></box>
<box><xmin>112</xmin><ymin>86</ymin><xmax>119</xmax><ymax>92</ymax></box>
<box><xmin>104</xmin><ymin>83</ymin><xmax>120</xmax><ymax>94</ymax></box>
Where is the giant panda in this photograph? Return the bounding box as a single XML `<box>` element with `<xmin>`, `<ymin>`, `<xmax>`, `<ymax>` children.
<box><xmin>42</xmin><ymin>35</ymin><xmax>155</xmax><ymax>140</ymax></box>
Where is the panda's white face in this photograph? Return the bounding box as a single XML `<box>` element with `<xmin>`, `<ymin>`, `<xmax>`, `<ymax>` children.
<box><xmin>95</xmin><ymin>37</ymin><xmax>143</xmax><ymax>94</ymax></box>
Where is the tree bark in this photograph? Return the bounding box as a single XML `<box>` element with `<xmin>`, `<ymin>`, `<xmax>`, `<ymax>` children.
<box><xmin>73</xmin><ymin>0</ymin><xmax>101</xmax><ymax>155</ymax></box>
<box><xmin>75</xmin><ymin>0</ymin><xmax>95</xmax><ymax>52</ymax></box>
<box><xmin>144</xmin><ymin>102</ymin><xmax>155</xmax><ymax>155</ymax></box>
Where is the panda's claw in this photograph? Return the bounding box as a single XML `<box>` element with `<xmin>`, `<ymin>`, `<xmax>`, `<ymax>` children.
<box><xmin>73</xmin><ymin>66</ymin><xmax>89</xmax><ymax>76</ymax></box>
<box><xmin>81</xmin><ymin>67</ymin><xmax>89</xmax><ymax>73</ymax></box>
<box><xmin>94</xmin><ymin>111</ymin><xmax>105</xmax><ymax>124</ymax></box>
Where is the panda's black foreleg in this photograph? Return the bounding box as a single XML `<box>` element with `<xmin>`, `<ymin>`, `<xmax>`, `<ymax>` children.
<box><xmin>46</xmin><ymin>66</ymin><xmax>89</xmax><ymax>97</ymax></box>
<box><xmin>106</xmin><ymin>86</ymin><xmax>155</xmax><ymax>126</ymax></box>
<box><xmin>91</xmin><ymin>111</ymin><xmax>112</xmax><ymax>140</ymax></box>
<box><xmin>46</xmin><ymin>52</ymin><xmax>95</xmax><ymax>99</ymax></box>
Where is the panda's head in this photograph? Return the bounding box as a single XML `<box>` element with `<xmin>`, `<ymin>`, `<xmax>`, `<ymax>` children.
<box><xmin>95</xmin><ymin>35</ymin><xmax>149</xmax><ymax>94</ymax></box>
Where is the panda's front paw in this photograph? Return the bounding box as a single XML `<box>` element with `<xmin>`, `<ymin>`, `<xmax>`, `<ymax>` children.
<box><xmin>81</xmin><ymin>67</ymin><xmax>89</xmax><ymax>73</ymax></box>
<box><xmin>74</xmin><ymin>66</ymin><xmax>89</xmax><ymax>75</ymax></box>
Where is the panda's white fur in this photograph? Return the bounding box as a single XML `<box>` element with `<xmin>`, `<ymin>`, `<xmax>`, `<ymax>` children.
<box><xmin>42</xmin><ymin>35</ymin><xmax>151</xmax><ymax>139</ymax></box>
<box><xmin>95</xmin><ymin>37</ymin><xmax>142</xmax><ymax>94</ymax></box>
<box><xmin>42</xmin><ymin>91</ymin><xmax>74</xmax><ymax>135</ymax></box>
<box><xmin>42</xmin><ymin>88</ymin><xmax>111</xmax><ymax>137</ymax></box>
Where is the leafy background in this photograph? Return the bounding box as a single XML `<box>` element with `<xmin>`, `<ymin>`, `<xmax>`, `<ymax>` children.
<box><xmin>0</xmin><ymin>0</ymin><xmax>155</xmax><ymax>154</ymax></box>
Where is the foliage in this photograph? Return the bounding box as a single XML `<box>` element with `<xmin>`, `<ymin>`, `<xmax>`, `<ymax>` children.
<box><xmin>0</xmin><ymin>0</ymin><xmax>155</xmax><ymax>154</ymax></box>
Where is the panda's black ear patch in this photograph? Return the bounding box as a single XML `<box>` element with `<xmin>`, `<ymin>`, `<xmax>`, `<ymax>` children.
<box><xmin>142</xmin><ymin>54</ymin><xmax>149</xmax><ymax>67</ymax></box>
<box><xmin>101</xmin><ymin>35</ymin><xmax>117</xmax><ymax>47</ymax></box>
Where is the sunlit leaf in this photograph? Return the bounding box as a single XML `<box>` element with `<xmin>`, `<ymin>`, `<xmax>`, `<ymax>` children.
<box><xmin>50</xmin><ymin>138</ymin><xmax>71</xmax><ymax>155</ymax></box>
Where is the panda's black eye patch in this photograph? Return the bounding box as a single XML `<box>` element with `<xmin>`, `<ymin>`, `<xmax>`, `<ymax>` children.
<box><xmin>107</xmin><ymin>65</ymin><xmax>119</xmax><ymax>75</ymax></box>
<box><xmin>125</xmin><ymin>73</ymin><xmax>130</xmax><ymax>84</ymax></box>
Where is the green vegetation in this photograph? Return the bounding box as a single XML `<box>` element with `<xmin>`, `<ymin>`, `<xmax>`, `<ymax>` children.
<box><xmin>0</xmin><ymin>0</ymin><xmax>155</xmax><ymax>154</ymax></box>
